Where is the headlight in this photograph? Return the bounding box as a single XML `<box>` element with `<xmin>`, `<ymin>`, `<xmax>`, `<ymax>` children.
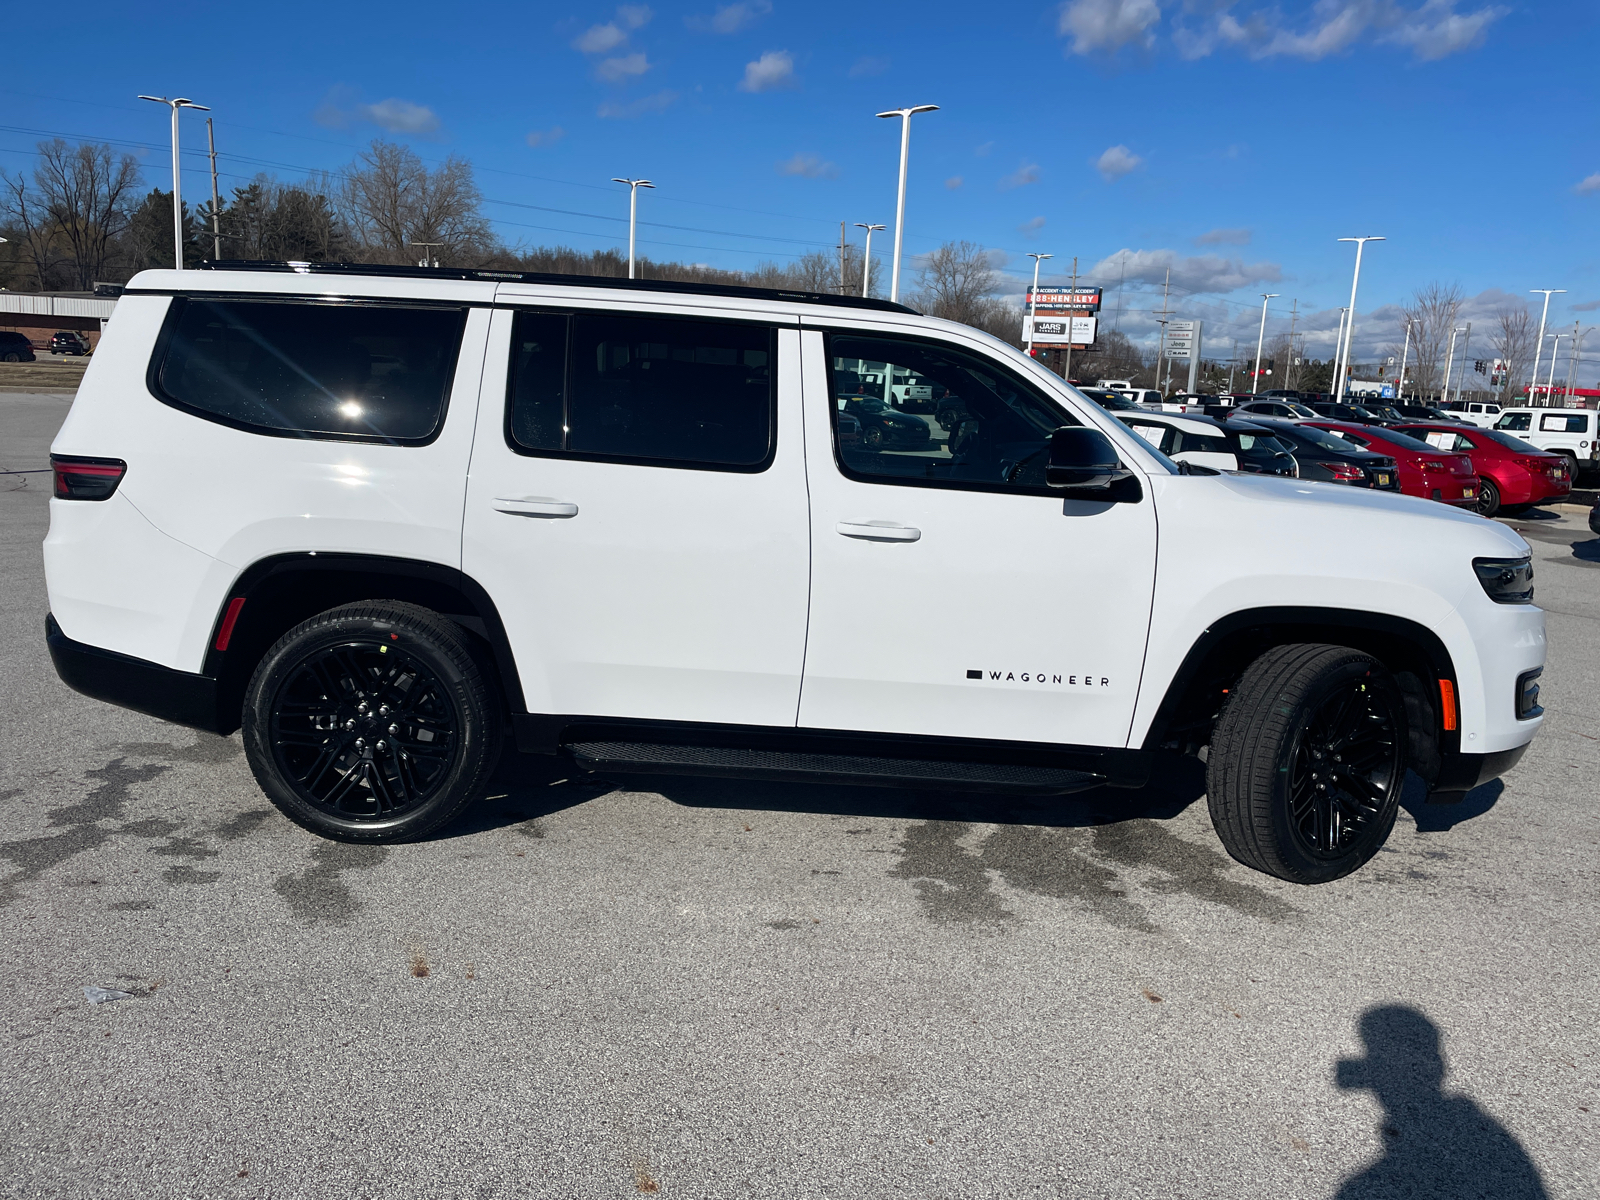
<box><xmin>1473</xmin><ymin>556</ymin><xmax>1534</xmax><ymax>604</ymax></box>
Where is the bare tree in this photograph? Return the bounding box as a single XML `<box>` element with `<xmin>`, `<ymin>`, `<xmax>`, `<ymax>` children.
<box><xmin>1490</xmin><ymin>305</ymin><xmax>1535</xmax><ymax>403</ymax></box>
<box><xmin>1400</xmin><ymin>283</ymin><xmax>1463</xmax><ymax>400</ymax></box>
<box><xmin>1</xmin><ymin>139</ymin><xmax>141</xmax><ymax>290</ymax></box>
<box><xmin>339</xmin><ymin>141</ymin><xmax>493</xmax><ymax>264</ymax></box>
<box><xmin>911</xmin><ymin>241</ymin><xmax>998</xmax><ymax>325</ymax></box>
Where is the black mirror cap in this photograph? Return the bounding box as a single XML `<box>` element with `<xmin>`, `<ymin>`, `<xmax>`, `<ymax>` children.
<box><xmin>1046</xmin><ymin>427</ymin><xmax>1143</xmax><ymax>501</ymax></box>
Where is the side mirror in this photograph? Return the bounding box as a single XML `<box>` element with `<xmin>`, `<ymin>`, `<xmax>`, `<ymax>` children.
<box><xmin>1047</xmin><ymin>427</ymin><xmax>1142</xmax><ymax>501</ymax></box>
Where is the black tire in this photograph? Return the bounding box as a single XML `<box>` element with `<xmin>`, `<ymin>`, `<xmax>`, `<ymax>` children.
<box><xmin>2</xmin><ymin>352</ymin><xmax>19</xmax><ymax>363</ymax></box>
<box><xmin>242</xmin><ymin>601</ymin><xmax>500</xmax><ymax>842</ymax></box>
<box><xmin>1474</xmin><ymin>477</ymin><xmax>1500</xmax><ymax>518</ymax></box>
<box><xmin>1206</xmin><ymin>644</ymin><xmax>1407</xmax><ymax>884</ymax></box>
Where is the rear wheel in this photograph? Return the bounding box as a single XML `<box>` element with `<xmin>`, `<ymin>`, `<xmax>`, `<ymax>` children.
<box><xmin>242</xmin><ymin>601</ymin><xmax>500</xmax><ymax>842</ymax></box>
<box><xmin>2</xmin><ymin>352</ymin><xmax>19</xmax><ymax>363</ymax></box>
<box><xmin>1206</xmin><ymin>644</ymin><xmax>1406</xmax><ymax>884</ymax></box>
<box><xmin>1473</xmin><ymin>477</ymin><xmax>1501</xmax><ymax>518</ymax></box>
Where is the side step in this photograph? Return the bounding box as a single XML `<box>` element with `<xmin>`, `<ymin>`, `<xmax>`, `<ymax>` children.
<box><xmin>564</xmin><ymin>741</ymin><xmax>1105</xmax><ymax>795</ymax></box>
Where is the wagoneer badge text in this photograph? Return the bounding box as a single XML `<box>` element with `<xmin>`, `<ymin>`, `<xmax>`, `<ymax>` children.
<box><xmin>967</xmin><ymin>669</ymin><xmax>1110</xmax><ymax>687</ymax></box>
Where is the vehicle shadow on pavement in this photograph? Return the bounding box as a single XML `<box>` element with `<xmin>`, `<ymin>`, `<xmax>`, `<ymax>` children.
<box><xmin>1398</xmin><ymin>773</ymin><xmax>1503</xmax><ymax>833</ymax></box>
<box><xmin>1570</xmin><ymin>537</ymin><xmax>1600</xmax><ymax>563</ymax></box>
<box><xmin>1332</xmin><ymin>1005</ymin><xmax>1549</xmax><ymax>1199</ymax></box>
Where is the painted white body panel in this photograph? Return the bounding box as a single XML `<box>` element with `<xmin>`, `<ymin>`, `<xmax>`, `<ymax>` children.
<box><xmin>42</xmin><ymin>268</ymin><xmax>1546</xmax><ymax>763</ymax></box>
<box><xmin>1493</xmin><ymin>408</ymin><xmax>1598</xmax><ymax>461</ymax></box>
<box><xmin>795</xmin><ymin>328</ymin><xmax>1159</xmax><ymax>746</ymax></box>
<box><xmin>460</xmin><ymin>312</ymin><xmax>812</xmax><ymax>727</ymax></box>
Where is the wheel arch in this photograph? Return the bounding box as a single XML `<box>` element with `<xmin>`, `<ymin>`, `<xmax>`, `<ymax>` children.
<box><xmin>201</xmin><ymin>553</ymin><xmax>525</xmax><ymax>736</ymax></box>
<box><xmin>1140</xmin><ymin>606</ymin><xmax>1459</xmax><ymax>777</ymax></box>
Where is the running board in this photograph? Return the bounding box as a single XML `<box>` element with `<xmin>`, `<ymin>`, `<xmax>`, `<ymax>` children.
<box><xmin>564</xmin><ymin>741</ymin><xmax>1106</xmax><ymax>795</ymax></box>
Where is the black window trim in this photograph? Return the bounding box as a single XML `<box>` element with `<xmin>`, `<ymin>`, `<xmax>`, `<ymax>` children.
<box><xmin>145</xmin><ymin>293</ymin><xmax>470</xmax><ymax>447</ymax></box>
<box><xmin>501</xmin><ymin>305</ymin><xmax>781</xmax><ymax>476</ymax></box>
<box><xmin>820</xmin><ymin>327</ymin><xmax>1085</xmax><ymax>500</ymax></box>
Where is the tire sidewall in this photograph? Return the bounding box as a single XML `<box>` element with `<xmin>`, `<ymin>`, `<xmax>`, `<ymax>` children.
<box><xmin>242</xmin><ymin>610</ymin><xmax>493</xmax><ymax>841</ymax></box>
<box><xmin>1266</xmin><ymin>656</ymin><xmax>1405</xmax><ymax>882</ymax></box>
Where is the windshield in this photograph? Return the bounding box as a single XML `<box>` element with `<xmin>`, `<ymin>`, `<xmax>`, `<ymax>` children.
<box><xmin>1276</xmin><ymin>424</ymin><xmax>1376</xmax><ymax>455</ymax></box>
<box><xmin>1083</xmin><ymin>388</ymin><xmax>1143</xmax><ymax>412</ymax></box>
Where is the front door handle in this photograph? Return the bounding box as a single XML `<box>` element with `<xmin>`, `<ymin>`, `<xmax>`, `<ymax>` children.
<box><xmin>836</xmin><ymin>520</ymin><xmax>921</xmax><ymax>542</ymax></box>
<box><xmin>494</xmin><ymin>497</ymin><xmax>579</xmax><ymax>519</ymax></box>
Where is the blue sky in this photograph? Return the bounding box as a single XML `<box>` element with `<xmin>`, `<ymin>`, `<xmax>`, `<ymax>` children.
<box><xmin>4</xmin><ymin>0</ymin><xmax>1598</xmax><ymax>373</ymax></box>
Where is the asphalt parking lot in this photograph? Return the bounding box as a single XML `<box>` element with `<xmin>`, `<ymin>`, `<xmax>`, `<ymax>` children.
<box><xmin>2</xmin><ymin>390</ymin><xmax>1595</xmax><ymax>1199</ymax></box>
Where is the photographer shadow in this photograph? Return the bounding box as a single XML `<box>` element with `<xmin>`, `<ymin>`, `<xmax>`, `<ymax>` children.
<box><xmin>1334</xmin><ymin>1005</ymin><xmax>1548</xmax><ymax>1199</ymax></box>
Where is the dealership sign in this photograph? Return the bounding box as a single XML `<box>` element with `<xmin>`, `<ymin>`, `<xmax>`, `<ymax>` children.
<box><xmin>1024</xmin><ymin>314</ymin><xmax>1098</xmax><ymax>348</ymax></box>
<box><xmin>1027</xmin><ymin>286</ymin><xmax>1102</xmax><ymax>313</ymax></box>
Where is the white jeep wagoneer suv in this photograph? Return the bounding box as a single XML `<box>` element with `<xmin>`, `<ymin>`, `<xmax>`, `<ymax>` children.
<box><xmin>44</xmin><ymin>264</ymin><xmax>1546</xmax><ymax>883</ymax></box>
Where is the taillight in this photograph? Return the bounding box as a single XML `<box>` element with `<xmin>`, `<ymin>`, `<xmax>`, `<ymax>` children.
<box><xmin>50</xmin><ymin>455</ymin><xmax>126</xmax><ymax>501</ymax></box>
<box><xmin>1327</xmin><ymin>463</ymin><xmax>1367</xmax><ymax>483</ymax></box>
<box><xmin>1420</xmin><ymin>458</ymin><xmax>1450</xmax><ymax>472</ymax></box>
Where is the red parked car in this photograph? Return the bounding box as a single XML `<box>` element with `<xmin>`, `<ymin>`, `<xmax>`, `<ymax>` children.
<box><xmin>1394</xmin><ymin>422</ymin><xmax>1571</xmax><ymax>518</ymax></box>
<box><xmin>1306</xmin><ymin>421</ymin><xmax>1479</xmax><ymax>509</ymax></box>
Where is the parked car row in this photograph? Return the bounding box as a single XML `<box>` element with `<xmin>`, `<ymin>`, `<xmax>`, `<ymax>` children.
<box><xmin>0</xmin><ymin>329</ymin><xmax>94</xmax><ymax>361</ymax></box>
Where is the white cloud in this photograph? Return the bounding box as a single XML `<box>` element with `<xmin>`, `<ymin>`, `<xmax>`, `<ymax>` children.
<box><xmin>574</xmin><ymin>22</ymin><xmax>627</xmax><ymax>53</ymax></box>
<box><xmin>689</xmin><ymin>0</ymin><xmax>771</xmax><ymax>32</ymax></box>
<box><xmin>1058</xmin><ymin>0</ymin><xmax>1161</xmax><ymax>54</ymax></box>
<box><xmin>617</xmin><ymin>4</ymin><xmax>653</xmax><ymax>28</ymax></box>
<box><xmin>849</xmin><ymin>56</ymin><xmax>889</xmax><ymax>78</ymax></box>
<box><xmin>1575</xmin><ymin>173</ymin><xmax>1600</xmax><ymax>195</ymax></box>
<box><xmin>739</xmin><ymin>49</ymin><xmax>796</xmax><ymax>91</ymax></box>
<box><xmin>945</xmin><ymin>175</ymin><xmax>964</xmax><ymax>189</ymax></box>
<box><xmin>1019</xmin><ymin>217</ymin><xmax>1047</xmax><ymax>238</ymax></box>
<box><xmin>1089</xmin><ymin>247</ymin><xmax>1283</xmax><ymax>294</ymax></box>
<box><xmin>526</xmin><ymin>126</ymin><xmax>565</xmax><ymax>148</ymax></box>
<box><xmin>1095</xmin><ymin>144</ymin><xmax>1142</xmax><ymax>180</ymax></box>
<box><xmin>1000</xmin><ymin>161</ymin><xmax>1041</xmax><ymax>189</ymax></box>
<box><xmin>778</xmin><ymin>152</ymin><xmax>838</xmax><ymax>179</ymax></box>
<box><xmin>1176</xmin><ymin>1</ymin><xmax>1506</xmax><ymax>63</ymax></box>
<box><xmin>597</xmin><ymin>90</ymin><xmax>678</xmax><ymax>118</ymax></box>
<box><xmin>358</xmin><ymin>99</ymin><xmax>440</xmax><ymax>135</ymax></box>
<box><xmin>1194</xmin><ymin>227</ymin><xmax>1251</xmax><ymax>246</ymax></box>
<box><xmin>596</xmin><ymin>52</ymin><xmax>651</xmax><ymax>81</ymax></box>
<box><xmin>1571</xmin><ymin>299</ymin><xmax>1600</xmax><ymax>313</ymax></box>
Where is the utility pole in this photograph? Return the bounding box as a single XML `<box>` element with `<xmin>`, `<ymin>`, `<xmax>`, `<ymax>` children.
<box><xmin>205</xmin><ymin>118</ymin><xmax>222</xmax><ymax>261</ymax></box>
<box><xmin>838</xmin><ymin>222</ymin><xmax>847</xmax><ymax>296</ymax></box>
<box><xmin>1062</xmin><ymin>256</ymin><xmax>1079</xmax><ymax>384</ymax></box>
<box><xmin>1285</xmin><ymin>300</ymin><xmax>1299</xmax><ymax>391</ymax></box>
<box><xmin>1228</xmin><ymin>339</ymin><xmax>1239</xmax><ymax>392</ymax></box>
<box><xmin>1452</xmin><ymin>322</ymin><xmax>1473</xmax><ymax>407</ymax></box>
<box><xmin>1153</xmin><ymin>268</ymin><xmax>1174</xmax><ymax>394</ymax></box>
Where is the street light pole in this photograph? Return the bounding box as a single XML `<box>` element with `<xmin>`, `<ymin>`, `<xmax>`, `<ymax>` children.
<box><xmin>875</xmin><ymin>105</ymin><xmax>938</xmax><ymax>304</ymax></box>
<box><xmin>1528</xmin><ymin>288</ymin><xmax>1565</xmax><ymax>406</ymax></box>
<box><xmin>1025</xmin><ymin>253</ymin><xmax>1053</xmax><ymax>354</ymax></box>
<box><xmin>1452</xmin><ymin>322</ymin><xmax>1473</xmax><ymax>407</ymax></box>
<box><xmin>1252</xmin><ymin>293</ymin><xmax>1279</xmax><ymax>395</ymax></box>
<box><xmin>1440</xmin><ymin>325</ymin><xmax>1464</xmax><ymax>405</ymax></box>
<box><xmin>854</xmin><ymin>222</ymin><xmax>886</xmax><ymax>298</ymax></box>
<box><xmin>1330</xmin><ymin>309</ymin><xmax>1347</xmax><ymax>395</ymax></box>
<box><xmin>138</xmin><ymin>95</ymin><xmax>210</xmax><ymax>270</ymax></box>
<box><xmin>1333</xmin><ymin>235</ymin><xmax>1384</xmax><ymax>401</ymax></box>
<box><xmin>1397</xmin><ymin>318</ymin><xmax>1412</xmax><ymax>402</ymax></box>
<box><xmin>610</xmin><ymin>178</ymin><xmax>656</xmax><ymax>280</ymax></box>
<box><xmin>1545</xmin><ymin>333</ymin><xmax>1565</xmax><ymax>405</ymax></box>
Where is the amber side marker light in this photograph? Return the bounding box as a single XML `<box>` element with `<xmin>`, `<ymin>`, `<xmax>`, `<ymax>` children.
<box><xmin>1438</xmin><ymin>679</ymin><xmax>1458</xmax><ymax>732</ymax></box>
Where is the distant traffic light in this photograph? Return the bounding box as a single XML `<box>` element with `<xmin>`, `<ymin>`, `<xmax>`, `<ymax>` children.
<box><xmin>1474</xmin><ymin>360</ymin><xmax>1486</xmax><ymax>374</ymax></box>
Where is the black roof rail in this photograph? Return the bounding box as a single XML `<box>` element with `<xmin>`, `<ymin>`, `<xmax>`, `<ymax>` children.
<box><xmin>196</xmin><ymin>260</ymin><xmax>919</xmax><ymax>315</ymax></box>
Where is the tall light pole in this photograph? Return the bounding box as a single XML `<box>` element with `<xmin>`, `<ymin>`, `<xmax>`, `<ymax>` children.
<box><xmin>854</xmin><ymin>222</ymin><xmax>886</xmax><ymax>298</ymax></box>
<box><xmin>875</xmin><ymin>104</ymin><xmax>938</xmax><ymax>304</ymax></box>
<box><xmin>1528</xmin><ymin>288</ymin><xmax>1565</xmax><ymax>406</ymax></box>
<box><xmin>1544</xmin><ymin>333</ymin><xmax>1565</xmax><ymax>406</ymax></box>
<box><xmin>1024</xmin><ymin>252</ymin><xmax>1053</xmax><ymax>354</ymax></box>
<box><xmin>1397</xmin><ymin>319</ymin><xmax>1412</xmax><ymax>401</ymax></box>
<box><xmin>1452</xmin><ymin>322</ymin><xmax>1473</xmax><ymax>406</ymax></box>
<box><xmin>1252</xmin><ymin>292</ymin><xmax>1279</xmax><ymax>395</ymax></box>
<box><xmin>1331</xmin><ymin>308</ymin><xmax>1348</xmax><ymax>395</ymax></box>
<box><xmin>610</xmin><ymin>178</ymin><xmax>655</xmax><ymax>280</ymax></box>
<box><xmin>1333</xmin><ymin>235</ymin><xmax>1384</xmax><ymax>402</ymax></box>
<box><xmin>138</xmin><ymin>95</ymin><xmax>210</xmax><ymax>270</ymax></box>
<box><xmin>1440</xmin><ymin>325</ymin><xmax>1465</xmax><ymax>405</ymax></box>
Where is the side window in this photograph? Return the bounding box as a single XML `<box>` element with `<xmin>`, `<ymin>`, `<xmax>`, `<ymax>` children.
<box><xmin>1540</xmin><ymin>413</ymin><xmax>1586</xmax><ymax>433</ymax></box>
<box><xmin>154</xmin><ymin>298</ymin><xmax>467</xmax><ymax>443</ymax></box>
<box><xmin>506</xmin><ymin>310</ymin><xmax>775</xmax><ymax>470</ymax></box>
<box><xmin>1124</xmin><ymin>421</ymin><xmax>1173</xmax><ymax>454</ymax></box>
<box><xmin>1498</xmin><ymin>413</ymin><xmax>1531</xmax><ymax>431</ymax></box>
<box><xmin>828</xmin><ymin>333</ymin><xmax>1077</xmax><ymax>494</ymax></box>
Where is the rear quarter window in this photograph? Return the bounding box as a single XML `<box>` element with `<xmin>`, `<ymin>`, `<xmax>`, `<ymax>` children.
<box><xmin>1539</xmin><ymin>413</ymin><xmax>1588</xmax><ymax>433</ymax></box>
<box><xmin>151</xmin><ymin>298</ymin><xmax>468</xmax><ymax>443</ymax></box>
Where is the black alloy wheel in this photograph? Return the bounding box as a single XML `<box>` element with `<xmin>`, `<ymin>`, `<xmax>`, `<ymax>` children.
<box><xmin>863</xmin><ymin>426</ymin><xmax>884</xmax><ymax>447</ymax></box>
<box><xmin>243</xmin><ymin>601</ymin><xmax>500</xmax><ymax>841</ymax></box>
<box><xmin>1474</xmin><ymin>477</ymin><xmax>1501</xmax><ymax>518</ymax></box>
<box><xmin>1207</xmin><ymin>644</ymin><xmax>1407</xmax><ymax>883</ymax></box>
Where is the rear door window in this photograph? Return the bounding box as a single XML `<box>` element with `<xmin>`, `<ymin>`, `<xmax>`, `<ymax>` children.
<box><xmin>1540</xmin><ymin>413</ymin><xmax>1587</xmax><ymax>433</ymax></box>
<box><xmin>153</xmin><ymin>298</ymin><xmax>467</xmax><ymax>443</ymax></box>
<box><xmin>506</xmin><ymin>310</ymin><xmax>776</xmax><ymax>471</ymax></box>
<box><xmin>1497</xmin><ymin>412</ymin><xmax>1531</xmax><ymax>431</ymax></box>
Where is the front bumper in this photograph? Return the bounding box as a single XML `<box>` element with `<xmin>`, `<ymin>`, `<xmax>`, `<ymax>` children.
<box><xmin>46</xmin><ymin>613</ymin><xmax>224</xmax><ymax>732</ymax></box>
<box><xmin>1429</xmin><ymin>743</ymin><xmax>1530</xmax><ymax>803</ymax></box>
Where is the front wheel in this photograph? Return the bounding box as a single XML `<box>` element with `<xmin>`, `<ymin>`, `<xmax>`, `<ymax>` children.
<box><xmin>242</xmin><ymin>601</ymin><xmax>500</xmax><ymax>842</ymax></box>
<box><xmin>1206</xmin><ymin>644</ymin><xmax>1407</xmax><ymax>884</ymax></box>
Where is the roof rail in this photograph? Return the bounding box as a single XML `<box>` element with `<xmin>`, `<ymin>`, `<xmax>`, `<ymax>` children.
<box><xmin>197</xmin><ymin>260</ymin><xmax>919</xmax><ymax>315</ymax></box>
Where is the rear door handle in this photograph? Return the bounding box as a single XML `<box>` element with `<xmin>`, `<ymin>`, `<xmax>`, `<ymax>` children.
<box><xmin>494</xmin><ymin>497</ymin><xmax>579</xmax><ymax>519</ymax></box>
<box><xmin>835</xmin><ymin>520</ymin><xmax>921</xmax><ymax>542</ymax></box>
